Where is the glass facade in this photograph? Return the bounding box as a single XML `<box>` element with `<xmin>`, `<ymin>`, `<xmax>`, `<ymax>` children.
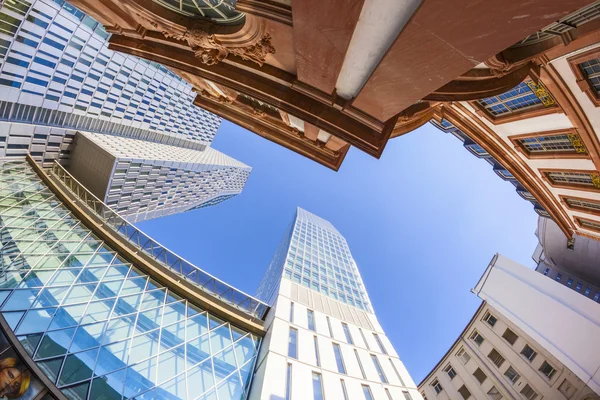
<box><xmin>0</xmin><ymin>161</ymin><xmax>260</xmax><ymax>399</ymax></box>
<box><xmin>255</xmin><ymin>208</ymin><xmax>372</xmax><ymax>312</ymax></box>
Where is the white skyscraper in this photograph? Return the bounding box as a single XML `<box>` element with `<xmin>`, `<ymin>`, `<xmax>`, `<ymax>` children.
<box><xmin>68</xmin><ymin>131</ymin><xmax>251</xmax><ymax>222</ymax></box>
<box><xmin>250</xmin><ymin>208</ymin><xmax>422</xmax><ymax>400</ymax></box>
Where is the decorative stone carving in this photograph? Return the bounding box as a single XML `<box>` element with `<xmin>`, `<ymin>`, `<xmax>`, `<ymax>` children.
<box><xmin>134</xmin><ymin>10</ymin><xmax>274</xmax><ymax>66</ymax></box>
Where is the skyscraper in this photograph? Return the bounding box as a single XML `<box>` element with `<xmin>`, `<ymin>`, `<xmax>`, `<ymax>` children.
<box><xmin>251</xmin><ymin>208</ymin><xmax>421</xmax><ymax>400</ymax></box>
<box><xmin>68</xmin><ymin>131</ymin><xmax>251</xmax><ymax>223</ymax></box>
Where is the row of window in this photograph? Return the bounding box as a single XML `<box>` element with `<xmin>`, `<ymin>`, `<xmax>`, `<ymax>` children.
<box><xmin>290</xmin><ymin>304</ymin><xmax>386</xmax><ymax>354</ymax></box>
<box><xmin>284</xmin><ymin>363</ymin><xmax>414</xmax><ymax>400</ymax></box>
<box><xmin>545</xmin><ymin>268</ymin><xmax>600</xmax><ymax>302</ymax></box>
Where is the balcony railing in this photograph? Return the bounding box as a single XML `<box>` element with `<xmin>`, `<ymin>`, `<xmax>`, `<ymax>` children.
<box><xmin>50</xmin><ymin>161</ymin><xmax>269</xmax><ymax>320</ymax></box>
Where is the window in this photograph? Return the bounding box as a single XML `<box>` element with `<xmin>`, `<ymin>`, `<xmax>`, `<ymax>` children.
<box><xmin>576</xmin><ymin>282</ymin><xmax>582</xmax><ymax>292</ymax></box>
<box><xmin>333</xmin><ymin>343</ymin><xmax>346</xmax><ymax>374</ymax></box>
<box><xmin>286</xmin><ymin>363</ymin><xmax>292</xmax><ymax>400</ymax></box>
<box><xmin>521</xmin><ymin>345</ymin><xmax>537</xmax><ymax>362</ymax></box>
<box><xmin>314</xmin><ymin>336</ymin><xmax>320</xmax><ymax>367</ymax></box>
<box><xmin>578</xmin><ymin>56</ymin><xmax>600</xmax><ymax>100</ymax></box>
<box><xmin>543</xmin><ymin>267</ymin><xmax>550</xmax><ymax>275</ymax></box>
<box><xmin>362</xmin><ymin>385</ymin><xmax>374</xmax><ymax>400</ymax></box>
<box><xmin>444</xmin><ymin>364</ymin><xmax>457</xmax><ymax>380</ymax></box>
<box><xmin>371</xmin><ymin>354</ymin><xmax>388</xmax><ymax>383</ymax></box>
<box><xmin>520</xmin><ymin>384</ymin><xmax>538</xmax><ymax>400</ymax></box>
<box><xmin>502</xmin><ymin>328</ymin><xmax>518</xmax><ymax>345</ymax></box>
<box><xmin>342</xmin><ymin>323</ymin><xmax>353</xmax><ymax>344</ymax></box>
<box><xmin>431</xmin><ymin>379</ymin><xmax>443</xmax><ymax>394</ymax></box>
<box><xmin>483</xmin><ymin>312</ymin><xmax>497</xmax><ymax>327</ymax></box>
<box><xmin>578</xmin><ymin>217</ymin><xmax>600</xmax><ymax>233</ymax></box>
<box><xmin>504</xmin><ymin>366</ymin><xmax>520</xmax><ymax>383</ymax></box>
<box><xmin>487</xmin><ymin>386</ymin><xmax>502</xmax><ymax>400</ymax></box>
<box><xmin>355</xmin><ymin>350</ymin><xmax>366</xmax><ymax>379</ymax></box>
<box><xmin>341</xmin><ymin>380</ymin><xmax>349</xmax><ymax>400</ymax></box>
<box><xmin>564</xmin><ymin>197</ymin><xmax>600</xmax><ymax>215</ymax></box>
<box><xmin>585</xmin><ymin>286</ymin><xmax>592</xmax><ymax>296</ymax></box>
<box><xmin>307</xmin><ymin>309</ymin><xmax>315</xmax><ymax>331</ymax></box>
<box><xmin>559</xmin><ymin>378</ymin><xmax>577</xmax><ymax>398</ymax></box>
<box><xmin>403</xmin><ymin>392</ymin><xmax>413</xmax><ymax>400</ymax></box>
<box><xmin>567</xmin><ymin>278</ymin><xmax>574</xmax><ymax>287</ymax></box>
<box><xmin>457</xmin><ymin>348</ymin><xmax>471</xmax><ymax>365</ymax></box>
<box><xmin>476</xmin><ymin>81</ymin><xmax>550</xmax><ymax>117</ymax></box>
<box><xmin>539</xmin><ymin>361</ymin><xmax>556</xmax><ymax>379</ymax></box>
<box><xmin>516</xmin><ymin>133</ymin><xmax>586</xmax><ymax>156</ymax></box>
<box><xmin>488</xmin><ymin>349</ymin><xmax>505</xmax><ymax>368</ymax></box>
<box><xmin>312</xmin><ymin>372</ymin><xmax>324</xmax><ymax>400</ymax></box>
<box><xmin>288</xmin><ymin>328</ymin><xmax>298</xmax><ymax>359</ymax></box>
<box><xmin>326</xmin><ymin>316</ymin><xmax>334</xmax><ymax>338</ymax></box>
<box><xmin>389</xmin><ymin>359</ymin><xmax>405</xmax><ymax>386</ymax></box>
<box><xmin>385</xmin><ymin>388</ymin><xmax>394</xmax><ymax>400</ymax></box>
<box><xmin>594</xmin><ymin>291</ymin><xmax>600</xmax><ymax>302</ymax></box>
<box><xmin>290</xmin><ymin>302</ymin><xmax>294</xmax><ymax>323</ymax></box>
<box><xmin>545</xmin><ymin>171</ymin><xmax>600</xmax><ymax>191</ymax></box>
<box><xmin>473</xmin><ymin>367</ymin><xmax>487</xmax><ymax>384</ymax></box>
<box><xmin>556</xmin><ymin>273</ymin><xmax>563</xmax><ymax>282</ymax></box>
<box><xmin>458</xmin><ymin>385</ymin><xmax>471</xmax><ymax>399</ymax></box>
<box><xmin>470</xmin><ymin>330</ymin><xmax>484</xmax><ymax>346</ymax></box>
<box><xmin>373</xmin><ymin>333</ymin><xmax>388</xmax><ymax>354</ymax></box>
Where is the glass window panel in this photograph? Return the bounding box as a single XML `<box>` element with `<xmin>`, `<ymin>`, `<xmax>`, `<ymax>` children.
<box><xmin>33</xmin><ymin>287</ymin><xmax>68</xmax><ymax>308</ymax></box>
<box><xmin>16</xmin><ymin>307</ymin><xmax>56</xmax><ymax>335</ymax></box>
<box><xmin>58</xmin><ymin>347</ymin><xmax>99</xmax><ymax>386</ymax></box>
<box><xmin>69</xmin><ymin>321</ymin><xmax>105</xmax><ymax>352</ymax></box>
<box><xmin>124</xmin><ymin>357</ymin><xmax>157</xmax><ymax>398</ymax></box>
<box><xmin>102</xmin><ymin>315</ymin><xmax>136</xmax><ymax>345</ymax></box>
<box><xmin>233</xmin><ymin>335</ymin><xmax>255</xmax><ymax>367</ymax></box>
<box><xmin>161</xmin><ymin>300</ymin><xmax>185</xmax><ymax>326</ymax></box>
<box><xmin>186</xmin><ymin>333</ymin><xmax>210</xmax><ymax>368</ymax></box>
<box><xmin>213</xmin><ymin>346</ymin><xmax>237</xmax><ymax>382</ymax></box>
<box><xmin>129</xmin><ymin>330</ymin><xmax>160</xmax><ymax>364</ymax></box>
<box><xmin>159</xmin><ymin>372</ymin><xmax>186</xmax><ymax>398</ymax></box>
<box><xmin>2</xmin><ymin>289</ymin><xmax>40</xmax><ymax>311</ymax></box>
<box><xmin>63</xmin><ymin>283</ymin><xmax>97</xmax><ymax>305</ymax></box>
<box><xmin>187</xmin><ymin>359</ymin><xmax>215</xmax><ymax>398</ymax></box>
<box><xmin>36</xmin><ymin>328</ymin><xmax>76</xmax><ymax>359</ymax></box>
<box><xmin>210</xmin><ymin>324</ymin><xmax>232</xmax><ymax>354</ymax></box>
<box><xmin>186</xmin><ymin>312</ymin><xmax>208</xmax><ymax>339</ymax></box>
<box><xmin>157</xmin><ymin>347</ymin><xmax>185</xmax><ymax>384</ymax></box>
<box><xmin>217</xmin><ymin>372</ymin><xmax>243</xmax><ymax>400</ymax></box>
<box><xmin>140</xmin><ymin>289</ymin><xmax>166</xmax><ymax>311</ymax></box>
<box><xmin>49</xmin><ymin>304</ymin><xmax>87</xmax><ymax>330</ymax></box>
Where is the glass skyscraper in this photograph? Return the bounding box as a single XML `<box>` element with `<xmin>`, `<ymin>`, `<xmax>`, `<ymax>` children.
<box><xmin>0</xmin><ymin>158</ymin><xmax>266</xmax><ymax>399</ymax></box>
<box><xmin>250</xmin><ymin>208</ymin><xmax>422</xmax><ymax>400</ymax></box>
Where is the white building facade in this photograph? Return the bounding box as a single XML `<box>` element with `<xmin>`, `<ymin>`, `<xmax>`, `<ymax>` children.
<box><xmin>250</xmin><ymin>208</ymin><xmax>421</xmax><ymax>400</ymax></box>
<box><xmin>0</xmin><ymin>0</ymin><xmax>222</xmax><ymax>166</ymax></box>
<box><xmin>68</xmin><ymin>131</ymin><xmax>251</xmax><ymax>223</ymax></box>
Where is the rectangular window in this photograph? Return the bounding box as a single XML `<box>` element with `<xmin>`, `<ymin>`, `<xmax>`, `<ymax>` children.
<box><xmin>333</xmin><ymin>343</ymin><xmax>346</xmax><ymax>374</ymax></box>
<box><xmin>578</xmin><ymin>217</ymin><xmax>600</xmax><ymax>233</ymax></box>
<box><xmin>307</xmin><ymin>309</ymin><xmax>315</xmax><ymax>331</ymax></box>
<box><xmin>488</xmin><ymin>349</ymin><xmax>505</xmax><ymax>368</ymax></box>
<box><xmin>567</xmin><ymin>278</ymin><xmax>574</xmax><ymax>287</ymax></box>
<box><xmin>594</xmin><ymin>291</ymin><xmax>600</xmax><ymax>302</ymax></box>
<box><xmin>290</xmin><ymin>302</ymin><xmax>294</xmax><ymax>323</ymax></box>
<box><xmin>556</xmin><ymin>273</ymin><xmax>563</xmax><ymax>282</ymax></box>
<box><xmin>476</xmin><ymin>81</ymin><xmax>547</xmax><ymax>117</ymax></box>
<box><xmin>473</xmin><ymin>367</ymin><xmax>487</xmax><ymax>384</ymax></box>
<box><xmin>578</xmin><ymin>57</ymin><xmax>600</xmax><ymax>96</ymax></box>
<box><xmin>520</xmin><ymin>384</ymin><xmax>538</xmax><ymax>400</ymax></box>
<box><xmin>431</xmin><ymin>379</ymin><xmax>443</xmax><ymax>394</ymax></box>
<box><xmin>385</xmin><ymin>388</ymin><xmax>393</xmax><ymax>400</ymax></box>
<box><xmin>516</xmin><ymin>132</ymin><xmax>585</xmax><ymax>155</ymax></box>
<box><xmin>286</xmin><ymin>363</ymin><xmax>292</xmax><ymax>400</ymax></box>
<box><xmin>371</xmin><ymin>354</ymin><xmax>388</xmax><ymax>383</ymax></box>
<box><xmin>564</xmin><ymin>197</ymin><xmax>600</xmax><ymax>215</ymax></box>
<box><xmin>373</xmin><ymin>333</ymin><xmax>387</xmax><ymax>354</ymax></box>
<box><xmin>314</xmin><ymin>336</ymin><xmax>320</xmax><ymax>367</ymax></box>
<box><xmin>288</xmin><ymin>328</ymin><xmax>298</xmax><ymax>359</ymax></box>
<box><xmin>354</xmin><ymin>350</ymin><xmax>366</xmax><ymax>379</ymax></box>
<box><xmin>521</xmin><ymin>345</ymin><xmax>537</xmax><ymax>362</ymax></box>
<box><xmin>444</xmin><ymin>364</ymin><xmax>457</xmax><ymax>380</ymax></box>
<box><xmin>543</xmin><ymin>267</ymin><xmax>550</xmax><ymax>275</ymax></box>
<box><xmin>359</xmin><ymin>328</ymin><xmax>370</xmax><ymax>350</ymax></box>
<box><xmin>457</xmin><ymin>348</ymin><xmax>471</xmax><ymax>365</ymax></box>
<box><xmin>326</xmin><ymin>316</ymin><xmax>334</xmax><ymax>338</ymax></box>
<box><xmin>403</xmin><ymin>392</ymin><xmax>413</xmax><ymax>400</ymax></box>
<box><xmin>312</xmin><ymin>372</ymin><xmax>324</xmax><ymax>400</ymax></box>
<box><xmin>502</xmin><ymin>328</ymin><xmax>518</xmax><ymax>345</ymax></box>
<box><xmin>483</xmin><ymin>312</ymin><xmax>497</xmax><ymax>327</ymax></box>
<box><xmin>539</xmin><ymin>361</ymin><xmax>556</xmax><ymax>379</ymax></box>
<box><xmin>362</xmin><ymin>385</ymin><xmax>374</xmax><ymax>400</ymax></box>
<box><xmin>487</xmin><ymin>386</ymin><xmax>502</xmax><ymax>400</ymax></box>
<box><xmin>389</xmin><ymin>359</ymin><xmax>405</xmax><ymax>386</ymax></box>
<box><xmin>342</xmin><ymin>323</ymin><xmax>353</xmax><ymax>344</ymax></box>
<box><xmin>458</xmin><ymin>385</ymin><xmax>471</xmax><ymax>399</ymax></box>
<box><xmin>545</xmin><ymin>171</ymin><xmax>600</xmax><ymax>191</ymax></box>
<box><xmin>470</xmin><ymin>330</ymin><xmax>484</xmax><ymax>346</ymax></box>
<box><xmin>341</xmin><ymin>380</ymin><xmax>349</xmax><ymax>400</ymax></box>
<box><xmin>585</xmin><ymin>286</ymin><xmax>592</xmax><ymax>296</ymax></box>
<box><xmin>504</xmin><ymin>366</ymin><xmax>520</xmax><ymax>384</ymax></box>
<box><xmin>576</xmin><ymin>282</ymin><xmax>583</xmax><ymax>292</ymax></box>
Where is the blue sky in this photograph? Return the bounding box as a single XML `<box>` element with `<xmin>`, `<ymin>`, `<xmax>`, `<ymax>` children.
<box><xmin>139</xmin><ymin>120</ymin><xmax>539</xmax><ymax>384</ymax></box>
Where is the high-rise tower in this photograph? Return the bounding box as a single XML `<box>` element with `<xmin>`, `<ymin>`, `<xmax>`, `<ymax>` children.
<box><xmin>251</xmin><ymin>208</ymin><xmax>422</xmax><ymax>400</ymax></box>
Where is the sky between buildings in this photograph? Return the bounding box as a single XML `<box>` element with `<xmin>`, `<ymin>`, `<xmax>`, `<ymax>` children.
<box><xmin>139</xmin><ymin>120</ymin><xmax>539</xmax><ymax>384</ymax></box>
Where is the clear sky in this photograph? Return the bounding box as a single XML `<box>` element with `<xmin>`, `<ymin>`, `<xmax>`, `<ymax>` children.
<box><xmin>139</xmin><ymin>120</ymin><xmax>540</xmax><ymax>384</ymax></box>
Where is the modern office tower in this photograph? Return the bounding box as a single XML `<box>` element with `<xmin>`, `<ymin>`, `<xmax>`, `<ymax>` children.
<box><xmin>67</xmin><ymin>131</ymin><xmax>251</xmax><ymax>223</ymax></box>
<box><xmin>250</xmin><ymin>208</ymin><xmax>421</xmax><ymax>400</ymax></box>
<box><xmin>0</xmin><ymin>156</ymin><xmax>269</xmax><ymax>400</ymax></box>
<box><xmin>419</xmin><ymin>254</ymin><xmax>600</xmax><ymax>400</ymax></box>
<box><xmin>532</xmin><ymin>217</ymin><xmax>600</xmax><ymax>302</ymax></box>
<box><xmin>0</xmin><ymin>0</ymin><xmax>222</xmax><ymax>167</ymax></box>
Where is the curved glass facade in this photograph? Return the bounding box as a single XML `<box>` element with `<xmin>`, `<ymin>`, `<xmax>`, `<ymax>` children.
<box><xmin>0</xmin><ymin>161</ymin><xmax>260</xmax><ymax>399</ymax></box>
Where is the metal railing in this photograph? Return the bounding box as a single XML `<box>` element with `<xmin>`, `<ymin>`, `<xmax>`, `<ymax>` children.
<box><xmin>50</xmin><ymin>161</ymin><xmax>269</xmax><ymax>320</ymax></box>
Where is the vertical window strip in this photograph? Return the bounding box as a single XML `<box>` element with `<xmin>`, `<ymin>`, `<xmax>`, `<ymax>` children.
<box><xmin>385</xmin><ymin>388</ymin><xmax>394</xmax><ymax>400</ymax></box>
<box><xmin>314</xmin><ymin>335</ymin><xmax>320</xmax><ymax>367</ymax></box>
<box><xmin>373</xmin><ymin>333</ymin><xmax>388</xmax><ymax>354</ymax></box>
<box><xmin>340</xmin><ymin>379</ymin><xmax>349</xmax><ymax>400</ymax></box>
<box><xmin>389</xmin><ymin>359</ymin><xmax>405</xmax><ymax>386</ymax></box>
<box><xmin>286</xmin><ymin>363</ymin><xmax>292</xmax><ymax>400</ymax></box>
<box><xmin>288</xmin><ymin>327</ymin><xmax>298</xmax><ymax>359</ymax></box>
<box><xmin>362</xmin><ymin>385</ymin><xmax>374</xmax><ymax>400</ymax></box>
<box><xmin>290</xmin><ymin>301</ymin><xmax>294</xmax><ymax>323</ymax></box>
<box><xmin>355</xmin><ymin>349</ymin><xmax>366</xmax><ymax>379</ymax></box>
<box><xmin>312</xmin><ymin>372</ymin><xmax>324</xmax><ymax>400</ymax></box>
<box><xmin>307</xmin><ymin>309</ymin><xmax>315</xmax><ymax>331</ymax></box>
<box><xmin>371</xmin><ymin>354</ymin><xmax>388</xmax><ymax>383</ymax></box>
<box><xmin>359</xmin><ymin>328</ymin><xmax>370</xmax><ymax>350</ymax></box>
<box><xmin>333</xmin><ymin>343</ymin><xmax>346</xmax><ymax>374</ymax></box>
<box><xmin>342</xmin><ymin>322</ymin><xmax>353</xmax><ymax>344</ymax></box>
<box><xmin>326</xmin><ymin>316</ymin><xmax>333</xmax><ymax>338</ymax></box>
